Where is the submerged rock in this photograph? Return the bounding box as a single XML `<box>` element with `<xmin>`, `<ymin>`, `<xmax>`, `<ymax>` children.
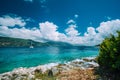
<box><xmin>83</xmin><ymin>57</ymin><xmax>96</xmax><ymax>62</ymax></box>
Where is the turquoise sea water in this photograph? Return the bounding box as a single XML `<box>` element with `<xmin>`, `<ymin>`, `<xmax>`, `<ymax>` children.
<box><xmin>0</xmin><ymin>46</ymin><xmax>99</xmax><ymax>73</ymax></box>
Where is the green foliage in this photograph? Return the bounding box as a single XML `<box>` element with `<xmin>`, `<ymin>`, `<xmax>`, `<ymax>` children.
<box><xmin>97</xmin><ymin>31</ymin><xmax>120</xmax><ymax>72</ymax></box>
<box><xmin>33</xmin><ymin>70</ymin><xmax>56</xmax><ymax>80</ymax></box>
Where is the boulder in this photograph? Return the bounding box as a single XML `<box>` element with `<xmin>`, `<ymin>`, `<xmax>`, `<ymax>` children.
<box><xmin>51</xmin><ymin>67</ymin><xmax>59</xmax><ymax>76</ymax></box>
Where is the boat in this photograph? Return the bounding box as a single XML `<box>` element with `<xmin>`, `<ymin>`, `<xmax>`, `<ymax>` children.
<box><xmin>30</xmin><ymin>45</ymin><xmax>34</xmax><ymax>48</ymax></box>
<box><xmin>29</xmin><ymin>41</ymin><xmax>34</xmax><ymax>48</ymax></box>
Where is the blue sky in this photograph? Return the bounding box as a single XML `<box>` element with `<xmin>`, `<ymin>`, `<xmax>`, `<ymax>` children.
<box><xmin>0</xmin><ymin>0</ymin><xmax>120</xmax><ymax>46</ymax></box>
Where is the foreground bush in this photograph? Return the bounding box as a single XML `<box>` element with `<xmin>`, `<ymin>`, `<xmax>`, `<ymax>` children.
<box><xmin>97</xmin><ymin>31</ymin><xmax>120</xmax><ymax>72</ymax></box>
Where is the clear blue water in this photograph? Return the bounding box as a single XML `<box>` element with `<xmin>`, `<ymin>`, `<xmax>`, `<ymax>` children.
<box><xmin>0</xmin><ymin>46</ymin><xmax>99</xmax><ymax>73</ymax></box>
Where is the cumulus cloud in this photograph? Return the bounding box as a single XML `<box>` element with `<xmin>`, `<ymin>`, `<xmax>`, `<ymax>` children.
<box><xmin>96</xmin><ymin>19</ymin><xmax>120</xmax><ymax>37</ymax></box>
<box><xmin>39</xmin><ymin>21</ymin><xmax>59</xmax><ymax>41</ymax></box>
<box><xmin>64</xmin><ymin>19</ymin><xmax>120</xmax><ymax>46</ymax></box>
<box><xmin>0</xmin><ymin>15</ymin><xmax>120</xmax><ymax>46</ymax></box>
<box><xmin>0</xmin><ymin>15</ymin><xmax>26</xmax><ymax>27</ymax></box>
<box><xmin>83</xmin><ymin>19</ymin><xmax>120</xmax><ymax>46</ymax></box>
<box><xmin>0</xmin><ymin>15</ymin><xmax>42</xmax><ymax>42</ymax></box>
<box><xmin>0</xmin><ymin>26</ymin><xmax>42</xmax><ymax>41</ymax></box>
<box><xmin>84</xmin><ymin>27</ymin><xmax>96</xmax><ymax>36</ymax></box>
<box><xmin>65</xmin><ymin>25</ymin><xmax>80</xmax><ymax>37</ymax></box>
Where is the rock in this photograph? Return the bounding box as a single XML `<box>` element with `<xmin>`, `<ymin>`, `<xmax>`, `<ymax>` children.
<box><xmin>14</xmin><ymin>76</ymin><xmax>21</xmax><ymax>80</ymax></box>
<box><xmin>87</xmin><ymin>64</ymin><xmax>95</xmax><ymax>68</ymax></box>
<box><xmin>0</xmin><ymin>57</ymin><xmax>99</xmax><ymax>80</ymax></box>
<box><xmin>1</xmin><ymin>76</ymin><xmax>11</xmax><ymax>80</ymax></box>
<box><xmin>12</xmin><ymin>73</ymin><xmax>18</xmax><ymax>79</ymax></box>
<box><xmin>51</xmin><ymin>67</ymin><xmax>59</xmax><ymax>76</ymax></box>
<box><xmin>83</xmin><ymin>57</ymin><xmax>96</xmax><ymax>62</ymax></box>
<box><xmin>28</xmin><ymin>74</ymin><xmax>35</xmax><ymax>80</ymax></box>
<box><xmin>83</xmin><ymin>58</ymin><xmax>92</xmax><ymax>62</ymax></box>
<box><xmin>72</xmin><ymin>61</ymin><xmax>84</xmax><ymax>64</ymax></box>
<box><xmin>48</xmin><ymin>70</ymin><xmax>53</xmax><ymax>77</ymax></box>
<box><xmin>57</xmin><ymin>64</ymin><xmax>66</xmax><ymax>67</ymax></box>
<box><xmin>34</xmin><ymin>69</ymin><xmax>42</xmax><ymax>74</ymax></box>
<box><xmin>0</xmin><ymin>74</ymin><xmax>12</xmax><ymax>80</ymax></box>
<box><xmin>60</xmin><ymin>65</ymin><xmax>71</xmax><ymax>71</ymax></box>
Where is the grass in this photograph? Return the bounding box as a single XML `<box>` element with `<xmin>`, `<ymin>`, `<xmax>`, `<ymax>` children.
<box><xmin>33</xmin><ymin>70</ymin><xmax>57</xmax><ymax>80</ymax></box>
<box><xmin>33</xmin><ymin>67</ymin><xmax>120</xmax><ymax>80</ymax></box>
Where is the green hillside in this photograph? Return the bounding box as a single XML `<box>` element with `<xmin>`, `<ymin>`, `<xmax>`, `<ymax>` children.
<box><xmin>0</xmin><ymin>37</ymin><xmax>47</xmax><ymax>47</ymax></box>
<box><xmin>0</xmin><ymin>36</ymin><xmax>97</xmax><ymax>48</ymax></box>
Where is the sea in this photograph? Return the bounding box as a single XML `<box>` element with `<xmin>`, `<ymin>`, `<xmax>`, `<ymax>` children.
<box><xmin>0</xmin><ymin>46</ymin><xmax>99</xmax><ymax>73</ymax></box>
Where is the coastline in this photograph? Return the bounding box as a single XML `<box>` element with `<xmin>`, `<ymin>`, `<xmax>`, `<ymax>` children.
<box><xmin>0</xmin><ymin>57</ymin><xmax>99</xmax><ymax>80</ymax></box>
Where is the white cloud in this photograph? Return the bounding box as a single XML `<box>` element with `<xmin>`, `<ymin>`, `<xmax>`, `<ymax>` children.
<box><xmin>67</xmin><ymin>19</ymin><xmax>75</xmax><ymax>24</ymax></box>
<box><xmin>74</xmin><ymin>14</ymin><xmax>79</xmax><ymax>18</ymax></box>
<box><xmin>0</xmin><ymin>15</ymin><xmax>41</xmax><ymax>42</ymax></box>
<box><xmin>0</xmin><ymin>15</ymin><xmax>26</xmax><ymax>27</ymax></box>
<box><xmin>0</xmin><ymin>26</ymin><xmax>42</xmax><ymax>41</ymax></box>
<box><xmin>64</xmin><ymin>19</ymin><xmax>120</xmax><ymax>46</ymax></box>
<box><xmin>65</xmin><ymin>25</ymin><xmax>80</xmax><ymax>37</ymax></box>
<box><xmin>83</xmin><ymin>19</ymin><xmax>120</xmax><ymax>46</ymax></box>
<box><xmin>84</xmin><ymin>27</ymin><xmax>96</xmax><ymax>36</ymax></box>
<box><xmin>39</xmin><ymin>21</ymin><xmax>59</xmax><ymax>41</ymax></box>
<box><xmin>0</xmin><ymin>15</ymin><xmax>120</xmax><ymax>46</ymax></box>
<box><xmin>105</xmin><ymin>16</ymin><xmax>111</xmax><ymax>20</ymax></box>
<box><xmin>96</xmin><ymin>19</ymin><xmax>120</xmax><ymax>37</ymax></box>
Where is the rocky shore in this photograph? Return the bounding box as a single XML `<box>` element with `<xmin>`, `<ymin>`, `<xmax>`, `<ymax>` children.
<box><xmin>0</xmin><ymin>57</ymin><xmax>99</xmax><ymax>80</ymax></box>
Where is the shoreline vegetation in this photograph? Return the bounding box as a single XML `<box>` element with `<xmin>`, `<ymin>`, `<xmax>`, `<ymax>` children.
<box><xmin>0</xmin><ymin>57</ymin><xmax>100</xmax><ymax>80</ymax></box>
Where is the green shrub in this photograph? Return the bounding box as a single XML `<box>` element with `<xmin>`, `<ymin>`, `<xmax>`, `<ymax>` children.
<box><xmin>97</xmin><ymin>31</ymin><xmax>120</xmax><ymax>72</ymax></box>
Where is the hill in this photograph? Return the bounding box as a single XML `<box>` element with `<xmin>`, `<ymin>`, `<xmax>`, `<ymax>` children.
<box><xmin>0</xmin><ymin>37</ymin><xmax>73</xmax><ymax>48</ymax></box>
<box><xmin>0</xmin><ymin>36</ymin><xmax>98</xmax><ymax>49</ymax></box>
<box><xmin>0</xmin><ymin>37</ymin><xmax>47</xmax><ymax>47</ymax></box>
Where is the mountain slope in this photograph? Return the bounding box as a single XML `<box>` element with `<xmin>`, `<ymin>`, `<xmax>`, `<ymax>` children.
<box><xmin>0</xmin><ymin>37</ymin><xmax>47</xmax><ymax>47</ymax></box>
<box><xmin>0</xmin><ymin>36</ymin><xmax>98</xmax><ymax>49</ymax></box>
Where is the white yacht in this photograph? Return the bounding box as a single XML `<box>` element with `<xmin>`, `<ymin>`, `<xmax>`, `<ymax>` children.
<box><xmin>29</xmin><ymin>41</ymin><xmax>34</xmax><ymax>48</ymax></box>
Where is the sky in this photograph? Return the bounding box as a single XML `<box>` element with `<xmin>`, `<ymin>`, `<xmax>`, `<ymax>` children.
<box><xmin>0</xmin><ymin>0</ymin><xmax>120</xmax><ymax>46</ymax></box>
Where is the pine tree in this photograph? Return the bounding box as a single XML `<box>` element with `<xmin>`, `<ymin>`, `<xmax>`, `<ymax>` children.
<box><xmin>97</xmin><ymin>31</ymin><xmax>120</xmax><ymax>72</ymax></box>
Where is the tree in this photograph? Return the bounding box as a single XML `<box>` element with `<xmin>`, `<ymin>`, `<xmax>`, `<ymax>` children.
<box><xmin>97</xmin><ymin>31</ymin><xmax>120</xmax><ymax>72</ymax></box>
